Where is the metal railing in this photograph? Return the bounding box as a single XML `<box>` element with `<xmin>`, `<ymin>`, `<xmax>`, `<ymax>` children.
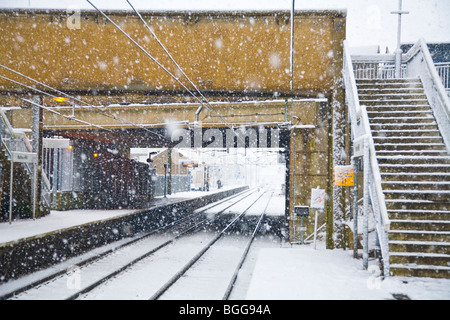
<box><xmin>351</xmin><ymin>44</ymin><xmax>450</xmax><ymax>98</ymax></box>
<box><xmin>435</xmin><ymin>62</ymin><xmax>450</xmax><ymax>95</ymax></box>
<box><xmin>351</xmin><ymin>54</ymin><xmax>406</xmax><ymax>80</ymax></box>
<box><xmin>0</xmin><ymin>108</ymin><xmax>51</xmax><ymax>215</ymax></box>
<box><xmin>343</xmin><ymin>41</ymin><xmax>391</xmax><ymax>275</ymax></box>
<box><xmin>403</xmin><ymin>39</ymin><xmax>450</xmax><ymax>152</ymax></box>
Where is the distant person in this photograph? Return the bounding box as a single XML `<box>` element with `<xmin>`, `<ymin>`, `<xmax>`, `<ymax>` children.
<box><xmin>217</xmin><ymin>180</ymin><xmax>222</xmax><ymax>189</ymax></box>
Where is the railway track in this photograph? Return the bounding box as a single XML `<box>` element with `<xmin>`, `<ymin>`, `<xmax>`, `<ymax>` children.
<box><xmin>152</xmin><ymin>191</ymin><xmax>274</xmax><ymax>300</ymax></box>
<box><xmin>1</xmin><ymin>188</ymin><xmax>267</xmax><ymax>300</ymax></box>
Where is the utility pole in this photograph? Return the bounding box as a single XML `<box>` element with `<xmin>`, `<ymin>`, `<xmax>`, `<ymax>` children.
<box><xmin>31</xmin><ymin>95</ymin><xmax>43</xmax><ymax>219</ymax></box>
<box><xmin>391</xmin><ymin>0</ymin><xmax>409</xmax><ymax>78</ymax></box>
<box><xmin>167</xmin><ymin>147</ymin><xmax>172</xmax><ymax>195</ymax></box>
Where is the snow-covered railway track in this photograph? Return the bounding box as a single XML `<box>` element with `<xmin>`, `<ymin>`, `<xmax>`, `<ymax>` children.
<box><xmin>2</xmin><ymin>189</ymin><xmax>257</xmax><ymax>300</ymax></box>
<box><xmin>151</xmin><ymin>191</ymin><xmax>274</xmax><ymax>300</ymax></box>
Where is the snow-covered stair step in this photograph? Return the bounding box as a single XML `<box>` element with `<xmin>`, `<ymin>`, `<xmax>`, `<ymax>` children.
<box><xmin>389</xmin><ymin>230</ymin><xmax>450</xmax><ymax>242</ymax></box>
<box><xmin>384</xmin><ymin>190</ymin><xmax>450</xmax><ymax>202</ymax></box>
<box><xmin>376</xmin><ymin>150</ymin><xmax>449</xmax><ymax>157</ymax></box>
<box><xmin>390</xmin><ymin>220</ymin><xmax>450</xmax><ymax>232</ymax></box>
<box><xmin>388</xmin><ymin>209</ymin><xmax>450</xmax><ymax>220</ymax></box>
<box><xmin>370</xmin><ymin>116</ymin><xmax>436</xmax><ymax>124</ymax></box>
<box><xmin>374</xmin><ymin>137</ymin><xmax>445</xmax><ymax>145</ymax></box>
<box><xmin>368</xmin><ymin>110</ymin><xmax>433</xmax><ymax>117</ymax></box>
<box><xmin>390</xmin><ymin>251</ymin><xmax>450</xmax><ymax>267</ymax></box>
<box><xmin>370</xmin><ymin>123</ymin><xmax>440</xmax><ymax>131</ymax></box>
<box><xmin>372</xmin><ymin>129</ymin><xmax>441</xmax><ymax>137</ymax></box>
<box><xmin>356</xmin><ymin>78</ymin><xmax>421</xmax><ymax>86</ymax></box>
<box><xmin>381</xmin><ymin>172</ymin><xmax>450</xmax><ymax>182</ymax></box>
<box><xmin>377</xmin><ymin>156</ymin><xmax>450</xmax><ymax>165</ymax></box>
<box><xmin>386</xmin><ymin>199</ymin><xmax>450</xmax><ymax>211</ymax></box>
<box><xmin>358</xmin><ymin>88</ymin><xmax>425</xmax><ymax>95</ymax></box>
<box><xmin>379</xmin><ymin>163</ymin><xmax>450</xmax><ymax>173</ymax></box>
<box><xmin>389</xmin><ymin>264</ymin><xmax>450</xmax><ymax>278</ymax></box>
<box><xmin>362</xmin><ymin>99</ymin><xmax>430</xmax><ymax>106</ymax></box>
<box><xmin>359</xmin><ymin>93</ymin><xmax>427</xmax><ymax>100</ymax></box>
<box><xmin>366</xmin><ymin>104</ymin><xmax>430</xmax><ymax>111</ymax></box>
<box><xmin>375</xmin><ymin>143</ymin><xmax>446</xmax><ymax>152</ymax></box>
<box><xmin>382</xmin><ymin>180</ymin><xmax>450</xmax><ymax>191</ymax></box>
<box><xmin>389</xmin><ymin>240</ymin><xmax>450</xmax><ymax>255</ymax></box>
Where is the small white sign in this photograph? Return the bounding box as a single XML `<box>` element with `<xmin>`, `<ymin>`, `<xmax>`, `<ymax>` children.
<box><xmin>353</xmin><ymin>136</ymin><xmax>367</xmax><ymax>158</ymax></box>
<box><xmin>12</xmin><ymin>152</ymin><xmax>37</xmax><ymax>164</ymax></box>
<box><xmin>43</xmin><ymin>138</ymin><xmax>70</xmax><ymax>149</ymax></box>
<box><xmin>311</xmin><ymin>188</ymin><xmax>326</xmax><ymax>209</ymax></box>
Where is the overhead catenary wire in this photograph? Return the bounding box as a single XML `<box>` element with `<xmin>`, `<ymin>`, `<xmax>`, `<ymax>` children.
<box><xmin>126</xmin><ymin>1</ymin><xmax>230</xmax><ymax>122</ymax></box>
<box><xmin>0</xmin><ymin>74</ymin><xmax>110</xmax><ymax>131</ymax></box>
<box><xmin>0</xmin><ymin>64</ymin><xmax>165</xmax><ymax>139</ymax></box>
<box><xmin>87</xmin><ymin>0</ymin><xmax>247</xmax><ymax>146</ymax></box>
<box><xmin>22</xmin><ymin>98</ymin><xmax>110</xmax><ymax>131</ymax></box>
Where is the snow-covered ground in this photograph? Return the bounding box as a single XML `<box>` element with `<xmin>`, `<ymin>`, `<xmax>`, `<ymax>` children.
<box><xmin>0</xmin><ymin>186</ymin><xmax>241</xmax><ymax>244</ymax></box>
<box><xmin>1</xmin><ymin>189</ymin><xmax>449</xmax><ymax>300</ymax></box>
<box><xmin>246</xmin><ymin>242</ymin><xmax>450</xmax><ymax>300</ymax></box>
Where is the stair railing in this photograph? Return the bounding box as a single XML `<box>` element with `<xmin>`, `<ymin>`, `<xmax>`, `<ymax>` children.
<box><xmin>403</xmin><ymin>38</ymin><xmax>450</xmax><ymax>153</ymax></box>
<box><xmin>0</xmin><ymin>108</ymin><xmax>51</xmax><ymax>213</ymax></box>
<box><xmin>435</xmin><ymin>62</ymin><xmax>450</xmax><ymax>95</ymax></box>
<box><xmin>351</xmin><ymin>53</ymin><xmax>406</xmax><ymax>80</ymax></box>
<box><xmin>343</xmin><ymin>40</ymin><xmax>391</xmax><ymax>275</ymax></box>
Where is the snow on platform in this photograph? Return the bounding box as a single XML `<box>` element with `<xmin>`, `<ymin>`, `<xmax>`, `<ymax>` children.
<box><xmin>245</xmin><ymin>243</ymin><xmax>450</xmax><ymax>300</ymax></box>
<box><xmin>0</xmin><ymin>186</ymin><xmax>240</xmax><ymax>245</ymax></box>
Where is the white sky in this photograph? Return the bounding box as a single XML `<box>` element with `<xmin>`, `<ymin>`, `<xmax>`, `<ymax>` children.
<box><xmin>0</xmin><ymin>0</ymin><xmax>449</xmax><ymax>52</ymax></box>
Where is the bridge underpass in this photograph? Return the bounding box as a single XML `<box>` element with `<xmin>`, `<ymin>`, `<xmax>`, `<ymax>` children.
<box><xmin>0</xmin><ymin>9</ymin><xmax>348</xmax><ymax>248</ymax></box>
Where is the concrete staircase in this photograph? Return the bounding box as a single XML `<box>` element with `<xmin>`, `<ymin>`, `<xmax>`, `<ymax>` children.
<box><xmin>357</xmin><ymin>78</ymin><xmax>450</xmax><ymax>279</ymax></box>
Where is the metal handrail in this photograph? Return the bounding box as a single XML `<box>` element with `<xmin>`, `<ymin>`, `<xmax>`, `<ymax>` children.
<box><xmin>403</xmin><ymin>38</ymin><xmax>450</xmax><ymax>152</ymax></box>
<box><xmin>344</xmin><ymin>41</ymin><xmax>391</xmax><ymax>232</ymax></box>
<box><xmin>0</xmin><ymin>108</ymin><xmax>52</xmax><ymax>211</ymax></box>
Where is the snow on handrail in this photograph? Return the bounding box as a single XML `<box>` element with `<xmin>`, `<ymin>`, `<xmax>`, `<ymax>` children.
<box><xmin>404</xmin><ymin>38</ymin><xmax>450</xmax><ymax>152</ymax></box>
<box><xmin>343</xmin><ymin>41</ymin><xmax>391</xmax><ymax>233</ymax></box>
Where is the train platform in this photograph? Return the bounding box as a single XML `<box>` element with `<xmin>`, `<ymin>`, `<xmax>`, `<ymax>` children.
<box><xmin>0</xmin><ymin>186</ymin><xmax>247</xmax><ymax>283</ymax></box>
<box><xmin>0</xmin><ymin>186</ymin><xmax>242</xmax><ymax>245</ymax></box>
<box><xmin>245</xmin><ymin>243</ymin><xmax>450</xmax><ymax>300</ymax></box>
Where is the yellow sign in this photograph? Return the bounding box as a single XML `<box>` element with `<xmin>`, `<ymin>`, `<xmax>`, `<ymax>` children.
<box><xmin>334</xmin><ymin>165</ymin><xmax>355</xmax><ymax>187</ymax></box>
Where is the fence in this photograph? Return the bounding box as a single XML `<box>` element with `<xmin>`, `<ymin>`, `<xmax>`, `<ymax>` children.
<box><xmin>154</xmin><ymin>174</ymin><xmax>190</xmax><ymax>197</ymax></box>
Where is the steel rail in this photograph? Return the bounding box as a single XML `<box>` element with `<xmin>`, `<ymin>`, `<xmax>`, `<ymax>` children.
<box><xmin>222</xmin><ymin>191</ymin><xmax>274</xmax><ymax>300</ymax></box>
<box><xmin>149</xmin><ymin>191</ymin><xmax>267</xmax><ymax>300</ymax></box>
<box><xmin>67</xmin><ymin>189</ymin><xmax>258</xmax><ymax>300</ymax></box>
<box><xmin>0</xmin><ymin>189</ymin><xmax>252</xmax><ymax>300</ymax></box>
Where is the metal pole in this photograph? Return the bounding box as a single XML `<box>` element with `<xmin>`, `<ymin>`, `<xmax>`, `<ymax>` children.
<box><xmin>363</xmin><ymin>139</ymin><xmax>369</xmax><ymax>270</ymax></box>
<box><xmin>31</xmin><ymin>96</ymin><xmax>41</xmax><ymax>218</ymax></box>
<box><xmin>391</xmin><ymin>0</ymin><xmax>409</xmax><ymax>78</ymax></box>
<box><xmin>314</xmin><ymin>210</ymin><xmax>319</xmax><ymax>250</ymax></box>
<box><xmin>290</xmin><ymin>0</ymin><xmax>295</xmax><ymax>92</ymax></box>
<box><xmin>164</xmin><ymin>164</ymin><xmax>167</xmax><ymax>198</ymax></box>
<box><xmin>32</xmin><ymin>162</ymin><xmax>37</xmax><ymax>220</ymax></box>
<box><xmin>300</xmin><ymin>216</ymin><xmax>304</xmax><ymax>245</ymax></box>
<box><xmin>9</xmin><ymin>158</ymin><xmax>13</xmax><ymax>224</ymax></box>
<box><xmin>352</xmin><ymin>157</ymin><xmax>359</xmax><ymax>259</ymax></box>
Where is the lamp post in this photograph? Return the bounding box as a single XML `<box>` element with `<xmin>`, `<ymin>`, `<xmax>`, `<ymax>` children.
<box><xmin>391</xmin><ymin>0</ymin><xmax>409</xmax><ymax>78</ymax></box>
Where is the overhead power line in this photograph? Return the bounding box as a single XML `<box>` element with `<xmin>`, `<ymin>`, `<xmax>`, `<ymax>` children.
<box><xmin>0</xmin><ymin>74</ymin><xmax>111</xmax><ymax>131</ymax></box>
<box><xmin>0</xmin><ymin>64</ymin><xmax>165</xmax><ymax>139</ymax></box>
<box><xmin>87</xmin><ymin>0</ymin><xmax>246</xmax><ymax>145</ymax></box>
